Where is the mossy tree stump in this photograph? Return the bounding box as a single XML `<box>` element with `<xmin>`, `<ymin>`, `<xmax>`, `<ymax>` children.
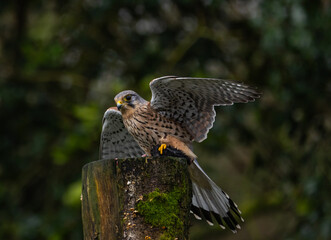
<box><xmin>81</xmin><ymin>157</ymin><xmax>192</xmax><ymax>240</ymax></box>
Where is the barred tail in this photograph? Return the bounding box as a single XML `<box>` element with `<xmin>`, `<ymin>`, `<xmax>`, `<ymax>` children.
<box><xmin>188</xmin><ymin>160</ymin><xmax>244</xmax><ymax>233</ymax></box>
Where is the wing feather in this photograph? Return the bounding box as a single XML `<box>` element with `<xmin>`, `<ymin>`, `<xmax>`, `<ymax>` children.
<box><xmin>99</xmin><ymin>108</ymin><xmax>144</xmax><ymax>159</ymax></box>
<box><xmin>150</xmin><ymin>76</ymin><xmax>261</xmax><ymax>142</ymax></box>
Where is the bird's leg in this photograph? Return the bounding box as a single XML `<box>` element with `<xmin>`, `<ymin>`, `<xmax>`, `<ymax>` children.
<box><xmin>143</xmin><ymin>152</ymin><xmax>151</xmax><ymax>163</ymax></box>
<box><xmin>160</xmin><ymin>135</ymin><xmax>196</xmax><ymax>162</ymax></box>
<box><xmin>158</xmin><ymin>144</ymin><xmax>167</xmax><ymax>155</ymax></box>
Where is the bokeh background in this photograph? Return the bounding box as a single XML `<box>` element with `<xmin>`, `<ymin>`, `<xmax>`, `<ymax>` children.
<box><xmin>1</xmin><ymin>0</ymin><xmax>330</xmax><ymax>239</ymax></box>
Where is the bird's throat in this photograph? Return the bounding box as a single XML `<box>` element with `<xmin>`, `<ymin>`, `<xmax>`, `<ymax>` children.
<box><xmin>120</xmin><ymin>106</ymin><xmax>136</xmax><ymax>119</ymax></box>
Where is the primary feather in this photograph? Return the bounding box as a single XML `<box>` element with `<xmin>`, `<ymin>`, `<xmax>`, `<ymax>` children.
<box><xmin>99</xmin><ymin>107</ymin><xmax>144</xmax><ymax>159</ymax></box>
<box><xmin>150</xmin><ymin>76</ymin><xmax>261</xmax><ymax>142</ymax></box>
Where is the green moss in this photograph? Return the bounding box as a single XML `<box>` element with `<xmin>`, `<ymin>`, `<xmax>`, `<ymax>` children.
<box><xmin>136</xmin><ymin>187</ymin><xmax>187</xmax><ymax>240</ymax></box>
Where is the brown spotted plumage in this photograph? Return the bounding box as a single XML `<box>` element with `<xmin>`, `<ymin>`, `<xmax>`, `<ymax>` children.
<box><xmin>122</xmin><ymin>103</ymin><xmax>193</xmax><ymax>156</ymax></box>
<box><xmin>99</xmin><ymin>107</ymin><xmax>144</xmax><ymax>159</ymax></box>
<box><xmin>101</xmin><ymin>76</ymin><xmax>261</xmax><ymax>232</ymax></box>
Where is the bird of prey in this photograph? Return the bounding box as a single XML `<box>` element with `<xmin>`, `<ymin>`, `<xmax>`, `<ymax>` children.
<box><xmin>100</xmin><ymin>76</ymin><xmax>261</xmax><ymax>232</ymax></box>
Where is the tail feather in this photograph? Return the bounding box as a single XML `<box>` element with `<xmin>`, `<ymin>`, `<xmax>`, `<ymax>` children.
<box><xmin>211</xmin><ymin>211</ymin><xmax>226</xmax><ymax>229</ymax></box>
<box><xmin>190</xmin><ymin>205</ymin><xmax>202</xmax><ymax>220</ymax></box>
<box><xmin>188</xmin><ymin>160</ymin><xmax>243</xmax><ymax>233</ymax></box>
<box><xmin>191</xmin><ymin>184</ymin><xmax>214</xmax><ymax>225</ymax></box>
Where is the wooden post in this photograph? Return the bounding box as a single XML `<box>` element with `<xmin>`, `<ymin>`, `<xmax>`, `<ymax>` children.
<box><xmin>81</xmin><ymin>157</ymin><xmax>192</xmax><ymax>240</ymax></box>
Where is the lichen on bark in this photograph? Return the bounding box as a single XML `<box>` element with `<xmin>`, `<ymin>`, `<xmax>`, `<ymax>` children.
<box><xmin>136</xmin><ymin>186</ymin><xmax>189</xmax><ymax>240</ymax></box>
<box><xmin>82</xmin><ymin>157</ymin><xmax>191</xmax><ymax>240</ymax></box>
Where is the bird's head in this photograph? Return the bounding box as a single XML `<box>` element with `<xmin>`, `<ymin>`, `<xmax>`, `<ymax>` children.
<box><xmin>114</xmin><ymin>90</ymin><xmax>146</xmax><ymax>115</ymax></box>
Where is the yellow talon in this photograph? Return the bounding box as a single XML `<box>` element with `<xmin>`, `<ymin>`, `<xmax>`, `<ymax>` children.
<box><xmin>158</xmin><ymin>144</ymin><xmax>167</xmax><ymax>155</ymax></box>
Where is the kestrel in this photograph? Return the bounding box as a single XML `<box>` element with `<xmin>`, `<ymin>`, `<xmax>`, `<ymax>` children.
<box><xmin>100</xmin><ymin>76</ymin><xmax>261</xmax><ymax>232</ymax></box>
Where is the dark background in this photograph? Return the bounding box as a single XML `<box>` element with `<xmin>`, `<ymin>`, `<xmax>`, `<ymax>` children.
<box><xmin>1</xmin><ymin>0</ymin><xmax>330</xmax><ymax>239</ymax></box>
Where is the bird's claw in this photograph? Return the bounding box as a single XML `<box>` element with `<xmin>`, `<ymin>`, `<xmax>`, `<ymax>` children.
<box><xmin>158</xmin><ymin>144</ymin><xmax>167</xmax><ymax>155</ymax></box>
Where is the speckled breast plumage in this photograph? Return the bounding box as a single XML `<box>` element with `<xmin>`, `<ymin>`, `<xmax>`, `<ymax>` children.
<box><xmin>122</xmin><ymin>104</ymin><xmax>192</xmax><ymax>155</ymax></box>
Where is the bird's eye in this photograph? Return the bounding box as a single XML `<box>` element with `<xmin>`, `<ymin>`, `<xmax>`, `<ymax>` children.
<box><xmin>124</xmin><ymin>95</ymin><xmax>132</xmax><ymax>101</ymax></box>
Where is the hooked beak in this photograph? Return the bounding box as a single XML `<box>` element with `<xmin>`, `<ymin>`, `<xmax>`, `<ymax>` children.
<box><xmin>116</xmin><ymin>100</ymin><xmax>123</xmax><ymax>110</ymax></box>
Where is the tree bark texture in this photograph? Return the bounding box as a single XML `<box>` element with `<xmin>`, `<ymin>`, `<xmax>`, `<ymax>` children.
<box><xmin>82</xmin><ymin>157</ymin><xmax>192</xmax><ymax>240</ymax></box>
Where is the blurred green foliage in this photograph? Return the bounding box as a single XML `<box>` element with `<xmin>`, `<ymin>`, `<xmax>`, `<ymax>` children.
<box><xmin>0</xmin><ymin>0</ymin><xmax>330</xmax><ymax>239</ymax></box>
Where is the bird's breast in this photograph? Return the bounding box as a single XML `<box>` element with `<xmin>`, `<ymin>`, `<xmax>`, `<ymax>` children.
<box><xmin>123</xmin><ymin>105</ymin><xmax>191</xmax><ymax>153</ymax></box>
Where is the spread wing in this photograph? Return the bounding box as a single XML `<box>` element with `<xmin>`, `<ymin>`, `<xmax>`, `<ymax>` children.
<box><xmin>99</xmin><ymin>107</ymin><xmax>144</xmax><ymax>159</ymax></box>
<box><xmin>150</xmin><ymin>76</ymin><xmax>261</xmax><ymax>142</ymax></box>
